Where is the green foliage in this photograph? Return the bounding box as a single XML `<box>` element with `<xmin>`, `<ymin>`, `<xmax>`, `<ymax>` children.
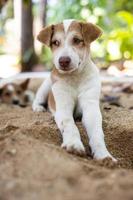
<box><xmin>107</xmin><ymin>11</ymin><xmax>133</xmax><ymax>60</ymax></box>
<box><xmin>46</xmin><ymin>0</ymin><xmax>133</xmax><ymax>64</ymax></box>
<box><xmin>1</xmin><ymin>0</ymin><xmax>133</xmax><ymax>67</ymax></box>
<box><xmin>0</xmin><ymin>0</ymin><xmax>13</xmax><ymax>54</ymax></box>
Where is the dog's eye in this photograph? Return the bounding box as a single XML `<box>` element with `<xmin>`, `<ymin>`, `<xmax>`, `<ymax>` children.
<box><xmin>16</xmin><ymin>90</ymin><xmax>22</xmax><ymax>95</ymax></box>
<box><xmin>5</xmin><ymin>91</ymin><xmax>11</xmax><ymax>97</ymax></box>
<box><xmin>73</xmin><ymin>37</ymin><xmax>83</xmax><ymax>45</ymax></box>
<box><xmin>51</xmin><ymin>40</ymin><xmax>60</xmax><ymax>47</ymax></box>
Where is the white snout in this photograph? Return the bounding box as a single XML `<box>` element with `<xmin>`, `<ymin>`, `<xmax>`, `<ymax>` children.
<box><xmin>53</xmin><ymin>47</ymin><xmax>81</xmax><ymax>73</ymax></box>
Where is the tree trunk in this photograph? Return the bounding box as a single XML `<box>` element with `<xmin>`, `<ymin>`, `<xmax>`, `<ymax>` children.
<box><xmin>40</xmin><ymin>0</ymin><xmax>47</xmax><ymax>27</ymax></box>
<box><xmin>0</xmin><ymin>0</ymin><xmax>8</xmax><ymax>11</ymax></box>
<box><xmin>21</xmin><ymin>0</ymin><xmax>38</xmax><ymax>72</ymax></box>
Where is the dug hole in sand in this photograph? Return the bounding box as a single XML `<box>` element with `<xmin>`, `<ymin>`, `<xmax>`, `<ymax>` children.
<box><xmin>0</xmin><ymin>79</ymin><xmax>133</xmax><ymax>200</ymax></box>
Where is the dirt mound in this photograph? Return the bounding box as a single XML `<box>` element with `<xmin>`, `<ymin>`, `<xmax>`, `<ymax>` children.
<box><xmin>0</xmin><ymin>101</ymin><xmax>133</xmax><ymax>200</ymax></box>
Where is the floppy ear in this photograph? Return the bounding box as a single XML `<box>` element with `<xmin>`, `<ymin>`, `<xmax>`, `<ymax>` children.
<box><xmin>37</xmin><ymin>25</ymin><xmax>54</xmax><ymax>46</ymax></box>
<box><xmin>20</xmin><ymin>79</ymin><xmax>30</xmax><ymax>90</ymax></box>
<box><xmin>80</xmin><ymin>22</ymin><xmax>102</xmax><ymax>43</ymax></box>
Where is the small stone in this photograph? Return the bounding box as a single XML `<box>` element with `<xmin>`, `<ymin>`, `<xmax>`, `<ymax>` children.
<box><xmin>7</xmin><ymin>149</ymin><xmax>17</xmax><ymax>155</ymax></box>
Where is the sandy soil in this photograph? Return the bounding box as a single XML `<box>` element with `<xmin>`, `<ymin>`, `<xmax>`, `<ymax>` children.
<box><xmin>0</xmin><ymin>79</ymin><xmax>133</xmax><ymax>200</ymax></box>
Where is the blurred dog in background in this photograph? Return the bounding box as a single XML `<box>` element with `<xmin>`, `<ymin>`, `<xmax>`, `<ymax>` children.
<box><xmin>0</xmin><ymin>79</ymin><xmax>34</xmax><ymax>107</ymax></box>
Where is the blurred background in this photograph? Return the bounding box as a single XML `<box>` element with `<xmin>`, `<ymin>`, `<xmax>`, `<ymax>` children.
<box><xmin>0</xmin><ymin>0</ymin><xmax>133</xmax><ymax>78</ymax></box>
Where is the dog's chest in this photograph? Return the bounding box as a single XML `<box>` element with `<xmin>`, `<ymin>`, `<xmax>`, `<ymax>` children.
<box><xmin>62</xmin><ymin>67</ymin><xmax>95</xmax><ymax>92</ymax></box>
<box><xmin>51</xmin><ymin>64</ymin><xmax>100</xmax><ymax>102</ymax></box>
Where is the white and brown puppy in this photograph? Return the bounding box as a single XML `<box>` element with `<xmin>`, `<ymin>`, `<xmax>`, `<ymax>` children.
<box><xmin>33</xmin><ymin>19</ymin><xmax>116</xmax><ymax>161</ymax></box>
<box><xmin>0</xmin><ymin>79</ymin><xmax>34</xmax><ymax>107</ymax></box>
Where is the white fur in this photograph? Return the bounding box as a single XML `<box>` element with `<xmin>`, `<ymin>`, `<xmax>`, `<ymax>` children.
<box><xmin>51</xmin><ymin>60</ymin><xmax>115</xmax><ymax>160</ymax></box>
<box><xmin>24</xmin><ymin>90</ymin><xmax>34</xmax><ymax>102</ymax></box>
<box><xmin>32</xmin><ymin>77</ymin><xmax>52</xmax><ymax>112</ymax></box>
<box><xmin>63</xmin><ymin>19</ymin><xmax>74</xmax><ymax>33</ymax></box>
<box><xmin>52</xmin><ymin>31</ymin><xmax>88</xmax><ymax>74</ymax></box>
<box><xmin>33</xmin><ymin>60</ymin><xmax>116</xmax><ymax>161</ymax></box>
<box><xmin>33</xmin><ymin>21</ymin><xmax>116</xmax><ymax>161</ymax></box>
<box><xmin>8</xmin><ymin>84</ymin><xmax>15</xmax><ymax>92</ymax></box>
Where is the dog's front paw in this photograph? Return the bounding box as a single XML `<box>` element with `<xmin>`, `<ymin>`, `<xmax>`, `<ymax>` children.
<box><xmin>93</xmin><ymin>150</ymin><xmax>117</xmax><ymax>162</ymax></box>
<box><xmin>32</xmin><ymin>104</ymin><xmax>46</xmax><ymax>112</ymax></box>
<box><xmin>61</xmin><ymin>139</ymin><xmax>86</xmax><ymax>156</ymax></box>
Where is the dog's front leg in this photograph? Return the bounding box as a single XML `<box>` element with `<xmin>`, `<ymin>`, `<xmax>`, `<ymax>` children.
<box><xmin>33</xmin><ymin>77</ymin><xmax>51</xmax><ymax>112</ymax></box>
<box><xmin>81</xmin><ymin>99</ymin><xmax>116</xmax><ymax>161</ymax></box>
<box><xmin>55</xmin><ymin>111</ymin><xmax>85</xmax><ymax>156</ymax></box>
<box><xmin>52</xmin><ymin>84</ymin><xmax>85</xmax><ymax>156</ymax></box>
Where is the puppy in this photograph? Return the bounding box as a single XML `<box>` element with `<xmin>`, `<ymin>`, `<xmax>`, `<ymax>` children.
<box><xmin>33</xmin><ymin>19</ymin><xmax>116</xmax><ymax>161</ymax></box>
<box><xmin>0</xmin><ymin>79</ymin><xmax>34</xmax><ymax>107</ymax></box>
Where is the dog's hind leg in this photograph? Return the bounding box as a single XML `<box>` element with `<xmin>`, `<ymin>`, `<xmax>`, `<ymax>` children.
<box><xmin>32</xmin><ymin>77</ymin><xmax>52</xmax><ymax>112</ymax></box>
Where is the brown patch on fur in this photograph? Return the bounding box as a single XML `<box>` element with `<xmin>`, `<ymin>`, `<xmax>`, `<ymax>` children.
<box><xmin>48</xmin><ymin>90</ymin><xmax>56</xmax><ymax>112</ymax></box>
<box><xmin>68</xmin><ymin>21</ymin><xmax>82</xmax><ymax>33</ymax></box>
<box><xmin>38</xmin><ymin>21</ymin><xmax>102</xmax><ymax>46</ymax></box>
<box><xmin>53</xmin><ymin>23</ymin><xmax>64</xmax><ymax>34</ymax></box>
<box><xmin>37</xmin><ymin>23</ymin><xmax>64</xmax><ymax>46</ymax></box>
<box><xmin>68</xmin><ymin>21</ymin><xmax>102</xmax><ymax>44</ymax></box>
<box><xmin>20</xmin><ymin>79</ymin><xmax>30</xmax><ymax>90</ymax></box>
<box><xmin>68</xmin><ymin>21</ymin><xmax>85</xmax><ymax>48</ymax></box>
<box><xmin>80</xmin><ymin>22</ymin><xmax>102</xmax><ymax>43</ymax></box>
<box><xmin>68</xmin><ymin>21</ymin><xmax>102</xmax><ymax>43</ymax></box>
<box><xmin>37</xmin><ymin>25</ymin><xmax>54</xmax><ymax>46</ymax></box>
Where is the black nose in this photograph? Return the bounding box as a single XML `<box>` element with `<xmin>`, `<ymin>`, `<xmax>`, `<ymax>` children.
<box><xmin>12</xmin><ymin>99</ymin><xmax>19</xmax><ymax>105</ymax></box>
<box><xmin>59</xmin><ymin>56</ymin><xmax>71</xmax><ymax>69</ymax></box>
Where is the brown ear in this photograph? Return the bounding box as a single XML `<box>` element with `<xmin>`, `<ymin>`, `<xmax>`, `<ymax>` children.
<box><xmin>80</xmin><ymin>22</ymin><xmax>102</xmax><ymax>43</ymax></box>
<box><xmin>20</xmin><ymin>79</ymin><xmax>30</xmax><ymax>90</ymax></box>
<box><xmin>37</xmin><ymin>25</ymin><xmax>54</xmax><ymax>46</ymax></box>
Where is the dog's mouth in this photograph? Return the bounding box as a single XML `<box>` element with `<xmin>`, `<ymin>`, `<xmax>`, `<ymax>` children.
<box><xmin>58</xmin><ymin>67</ymin><xmax>77</xmax><ymax>74</ymax></box>
<box><xmin>20</xmin><ymin>104</ymin><xmax>27</xmax><ymax>108</ymax></box>
<box><xmin>60</xmin><ymin>66</ymin><xmax>73</xmax><ymax>71</ymax></box>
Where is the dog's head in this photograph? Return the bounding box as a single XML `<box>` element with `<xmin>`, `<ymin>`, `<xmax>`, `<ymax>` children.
<box><xmin>38</xmin><ymin>19</ymin><xmax>102</xmax><ymax>73</ymax></box>
<box><xmin>0</xmin><ymin>79</ymin><xmax>31</xmax><ymax>106</ymax></box>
